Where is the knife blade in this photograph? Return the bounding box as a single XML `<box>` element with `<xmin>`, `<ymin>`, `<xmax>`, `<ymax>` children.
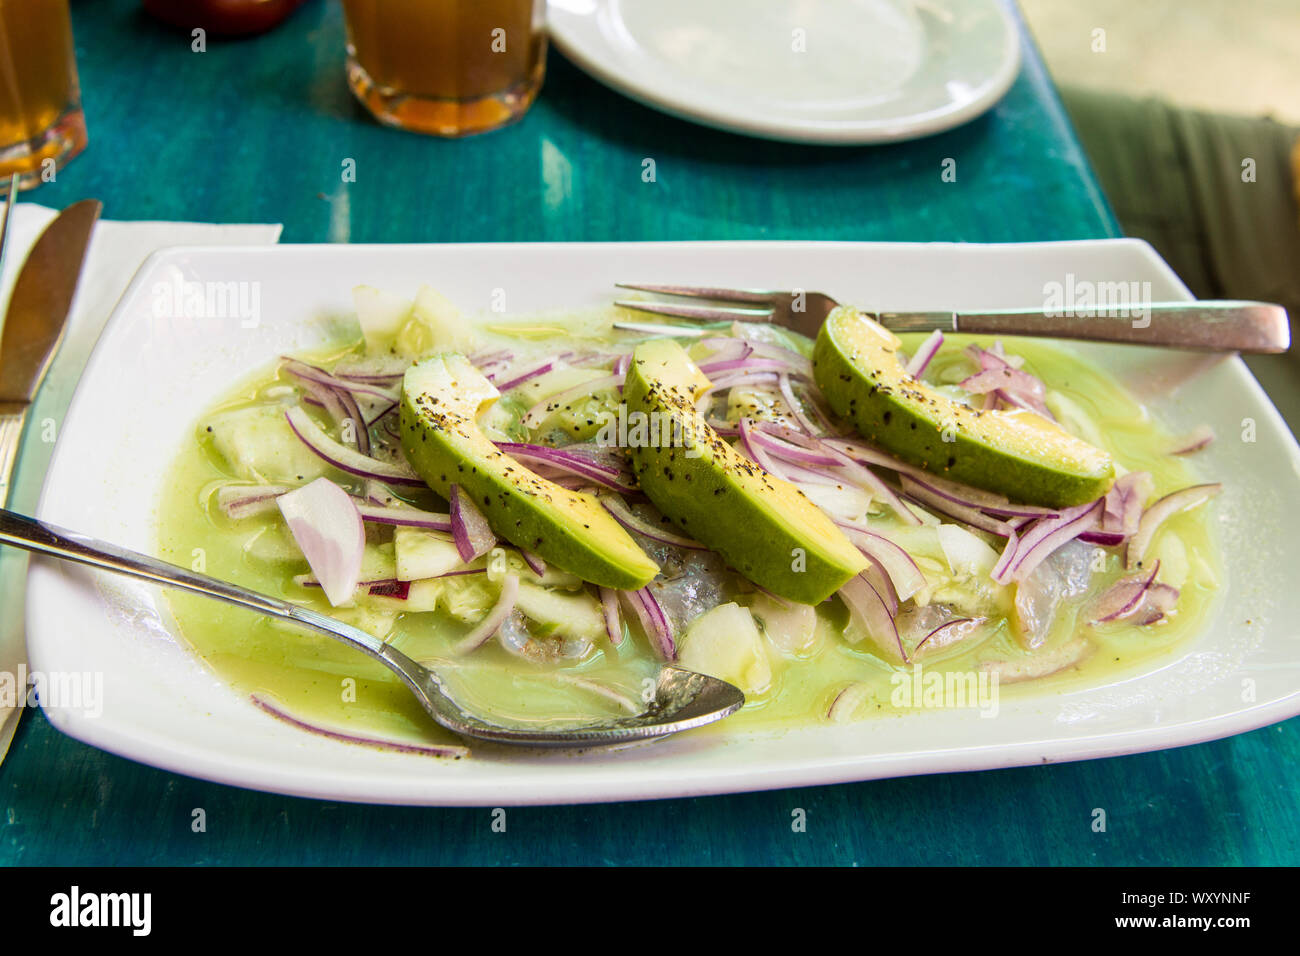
<box><xmin>0</xmin><ymin>197</ymin><xmax>100</xmax><ymax>767</ymax></box>
<box><xmin>0</xmin><ymin>199</ymin><xmax>102</xmax><ymax>413</ymax></box>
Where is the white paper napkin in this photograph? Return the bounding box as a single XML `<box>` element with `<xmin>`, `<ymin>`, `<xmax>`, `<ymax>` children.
<box><xmin>0</xmin><ymin>204</ymin><xmax>282</xmax><ymax>765</ymax></box>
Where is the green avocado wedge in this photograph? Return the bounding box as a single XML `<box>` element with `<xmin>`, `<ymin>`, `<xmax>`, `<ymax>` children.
<box><xmin>624</xmin><ymin>339</ymin><xmax>867</xmax><ymax>605</ymax></box>
<box><xmin>813</xmin><ymin>307</ymin><xmax>1115</xmax><ymax>508</ymax></box>
<box><xmin>400</xmin><ymin>354</ymin><xmax>659</xmax><ymax>591</ymax></box>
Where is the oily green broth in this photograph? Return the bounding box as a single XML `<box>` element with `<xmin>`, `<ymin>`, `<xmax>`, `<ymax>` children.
<box><xmin>156</xmin><ymin>322</ymin><xmax>1222</xmax><ymax>747</ymax></box>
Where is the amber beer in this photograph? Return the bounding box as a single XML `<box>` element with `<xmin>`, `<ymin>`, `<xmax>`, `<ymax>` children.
<box><xmin>342</xmin><ymin>0</ymin><xmax>547</xmax><ymax>137</ymax></box>
<box><xmin>0</xmin><ymin>0</ymin><xmax>87</xmax><ymax>190</ymax></box>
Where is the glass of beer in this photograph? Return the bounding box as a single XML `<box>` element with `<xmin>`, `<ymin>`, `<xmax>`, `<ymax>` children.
<box><xmin>0</xmin><ymin>0</ymin><xmax>88</xmax><ymax>192</ymax></box>
<box><xmin>341</xmin><ymin>0</ymin><xmax>547</xmax><ymax>138</ymax></box>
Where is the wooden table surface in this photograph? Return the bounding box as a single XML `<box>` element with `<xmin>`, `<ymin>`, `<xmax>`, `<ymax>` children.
<box><xmin>1</xmin><ymin>0</ymin><xmax>1294</xmax><ymax>865</ymax></box>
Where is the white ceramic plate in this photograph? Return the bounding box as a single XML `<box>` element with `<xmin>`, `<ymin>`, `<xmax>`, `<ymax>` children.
<box><xmin>26</xmin><ymin>240</ymin><xmax>1300</xmax><ymax>806</ymax></box>
<box><xmin>547</xmin><ymin>0</ymin><xmax>1021</xmax><ymax>144</ymax></box>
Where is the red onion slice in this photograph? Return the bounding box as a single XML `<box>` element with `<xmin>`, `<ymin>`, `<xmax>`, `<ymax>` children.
<box><xmin>295</xmin><ymin>573</ymin><xmax>398</xmax><ymax>590</ymax></box>
<box><xmin>1133</xmin><ymin>582</ymin><xmax>1180</xmax><ymax>624</ymax></box>
<box><xmin>904</xmin><ymin>330</ymin><xmax>944</xmax><ymax>379</ymax></box>
<box><xmin>251</xmin><ymin>695</ymin><xmax>467</xmax><ymax>758</ymax></box>
<box><xmin>899</xmin><ymin>476</ymin><xmax>1016</xmax><ymax>537</ymax></box>
<box><xmin>1088</xmin><ymin>560</ymin><xmax>1161</xmax><ymax>623</ymax></box>
<box><xmin>838</xmin><ymin>573</ymin><xmax>905</xmax><ymax>663</ymax></box>
<box><xmin>602</xmin><ymin>495</ymin><xmax>708</xmax><ymax>550</ymax></box>
<box><xmin>286</xmin><ymin>407</ymin><xmax>425</xmax><ymax>486</ymax></box>
<box><xmin>292</xmin><ymin>374</ymin><xmax>352</xmax><ymax>441</ymax></box>
<box><xmin>826</xmin><ymin>681</ymin><xmax>872</xmax><ymax>723</ymax></box>
<box><xmin>354</xmin><ymin>502</ymin><xmax>452</xmax><ymax>531</ymax></box>
<box><xmin>776</xmin><ymin>373</ymin><xmax>821</xmax><ymax>435</ymax></box>
<box><xmin>737</xmin><ymin>416</ymin><xmax>786</xmax><ymax>477</ymax></box>
<box><xmin>758</xmin><ymin>422</ymin><xmax>921</xmax><ymax>525</ymax></box>
<box><xmin>519</xmin><ymin>549</ymin><xmax>547</xmax><ymax>577</ymax></box>
<box><xmin>367</xmin><ymin>580</ymin><xmax>412</xmax><ymax>600</ymax></box>
<box><xmin>1169</xmin><ymin>425</ymin><xmax>1215</xmax><ymax>456</ymax></box>
<box><xmin>726</xmin><ymin>331</ymin><xmax>815</xmax><ymax>378</ymax></box>
<box><xmin>454</xmin><ymin>573</ymin><xmax>520</xmax><ymax>654</ymax></box>
<box><xmin>1101</xmin><ymin>470</ymin><xmax>1153</xmax><ymax>536</ymax></box>
<box><xmin>836</xmin><ymin>524</ymin><xmax>926</xmax><ymax>601</ymax></box>
<box><xmin>991</xmin><ymin>528</ymin><xmax>1019</xmax><ymax>581</ymax></box>
<box><xmin>365</xmin><ymin>399</ymin><xmax>398</xmax><ymax>427</ymax></box>
<box><xmin>217</xmin><ymin>483</ymin><xmax>294</xmax><ymax>519</ymax></box>
<box><xmin>698</xmin><ymin>357</ymin><xmax>799</xmax><ymax>377</ymax></box>
<box><xmin>468</xmin><ymin>347</ymin><xmax>514</xmax><ymax>368</ymax></box>
<box><xmin>963</xmin><ymin>344</ymin><xmax>1054</xmax><ymax>419</ymax></box>
<box><xmin>599</xmin><ymin>586</ymin><xmax>624</xmax><ymax>645</ymax></box>
<box><xmin>697</xmin><ymin>371</ymin><xmax>781</xmax><ymax>399</ymax></box>
<box><xmin>1078</xmin><ymin>529</ymin><xmax>1127</xmax><ymax>546</ymax></box>
<box><xmin>493</xmin><ymin>442</ymin><xmax>637</xmax><ymax>493</ymax></box>
<box><xmin>620</xmin><ymin>588</ymin><xmax>676</xmax><ymax>660</ymax></box>
<box><xmin>900</xmin><ymin>471</ymin><xmax>1060</xmax><ymax>519</ymax></box>
<box><xmin>913</xmin><ymin>616</ymin><xmax>982</xmax><ymax>655</ymax></box>
<box><xmin>282</xmin><ymin>358</ymin><xmax>399</xmax><ymax>404</ymax></box>
<box><xmin>1125</xmin><ymin>483</ymin><xmax>1222</xmax><ymax>570</ymax></box>
<box><xmin>994</xmin><ymin>499</ymin><xmax>1103</xmax><ymax>585</ymax></box>
<box><xmin>493</xmin><ymin>359</ymin><xmax>556</xmax><ymax>392</ymax></box>
<box><xmin>861</xmin><ymin>559</ymin><xmax>899</xmax><ymax>615</ymax></box>
<box><xmin>449</xmin><ymin>484</ymin><xmax>497</xmax><ymax>563</ymax></box>
<box><xmin>749</xmin><ymin>428</ymin><xmax>840</xmax><ymax>466</ymax></box>
<box><xmin>276</xmin><ymin>478</ymin><xmax>366</xmax><ymax>607</ymax></box>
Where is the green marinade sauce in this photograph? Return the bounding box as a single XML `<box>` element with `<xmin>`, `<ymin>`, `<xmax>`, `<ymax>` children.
<box><xmin>155</xmin><ymin>319</ymin><xmax>1223</xmax><ymax>748</ymax></box>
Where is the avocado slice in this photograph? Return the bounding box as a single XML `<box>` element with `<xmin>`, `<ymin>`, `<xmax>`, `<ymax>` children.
<box><xmin>813</xmin><ymin>307</ymin><xmax>1114</xmax><ymax>508</ymax></box>
<box><xmin>400</xmin><ymin>354</ymin><xmax>659</xmax><ymax>590</ymax></box>
<box><xmin>624</xmin><ymin>340</ymin><xmax>867</xmax><ymax>605</ymax></box>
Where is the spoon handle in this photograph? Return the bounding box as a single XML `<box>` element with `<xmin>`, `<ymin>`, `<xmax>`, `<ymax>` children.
<box><xmin>879</xmin><ymin>301</ymin><xmax>1290</xmax><ymax>353</ymax></box>
<box><xmin>0</xmin><ymin>507</ymin><xmax>388</xmax><ymax>661</ymax></box>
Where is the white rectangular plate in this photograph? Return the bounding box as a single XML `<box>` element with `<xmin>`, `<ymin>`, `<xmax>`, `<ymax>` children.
<box><xmin>26</xmin><ymin>240</ymin><xmax>1300</xmax><ymax>806</ymax></box>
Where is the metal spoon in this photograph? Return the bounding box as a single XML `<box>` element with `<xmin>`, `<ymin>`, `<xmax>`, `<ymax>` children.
<box><xmin>0</xmin><ymin>508</ymin><xmax>745</xmax><ymax>748</ymax></box>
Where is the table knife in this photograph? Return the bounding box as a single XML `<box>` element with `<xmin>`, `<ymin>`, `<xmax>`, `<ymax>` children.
<box><xmin>0</xmin><ymin>199</ymin><xmax>101</xmax><ymax>506</ymax></box>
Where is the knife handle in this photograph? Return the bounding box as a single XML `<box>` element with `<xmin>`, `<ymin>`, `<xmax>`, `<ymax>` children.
<box><xmin>0</xmin><ymin>409</ymin><xmax>27</xmax><ymax>507</ymax></box>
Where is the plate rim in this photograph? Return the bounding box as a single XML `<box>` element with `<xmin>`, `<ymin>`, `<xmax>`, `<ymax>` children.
<box><xmin>547</xmin><ymin>0</ymin><xmax>1023</xmax><ymax>145</ymax></box>
<box><xmin>26</xmin><ymin>237</ymin><xmax>1300</xmax><ymax>806</ymax></box>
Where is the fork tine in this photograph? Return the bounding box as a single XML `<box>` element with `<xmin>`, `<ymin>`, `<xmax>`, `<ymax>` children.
<box><xmin>616</xmin><ymin>283</ymin><xmax>777</xmax><ymax>305</ymax></box>
<box><xmin>614</xmin><ymin>299</ymin><xmax>774</xmax><ymax>323</ymax></box>
<box><xmin>611</xmin><ymin>321</ymin><xmax>707</xmax><ymax>338</ymax></box>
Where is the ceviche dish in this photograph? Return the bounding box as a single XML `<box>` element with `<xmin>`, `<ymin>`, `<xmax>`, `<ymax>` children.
<box><xmin>157</xmin><ymin>285</ymin><xmax>1224</xmax><ymax>754</ymax></box>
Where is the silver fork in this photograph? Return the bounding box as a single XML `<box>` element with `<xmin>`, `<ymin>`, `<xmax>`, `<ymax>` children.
<box><xmin>613</xmin><ymin>283</ymin><xmax>1290</xmax><ymax>353</ymax></box>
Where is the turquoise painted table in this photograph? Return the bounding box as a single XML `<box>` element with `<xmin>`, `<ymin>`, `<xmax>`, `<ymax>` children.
<box><xmin>2</xmin><ymin>0</ymin><xmax>1295</xmax><ymax>865</ymax></box>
